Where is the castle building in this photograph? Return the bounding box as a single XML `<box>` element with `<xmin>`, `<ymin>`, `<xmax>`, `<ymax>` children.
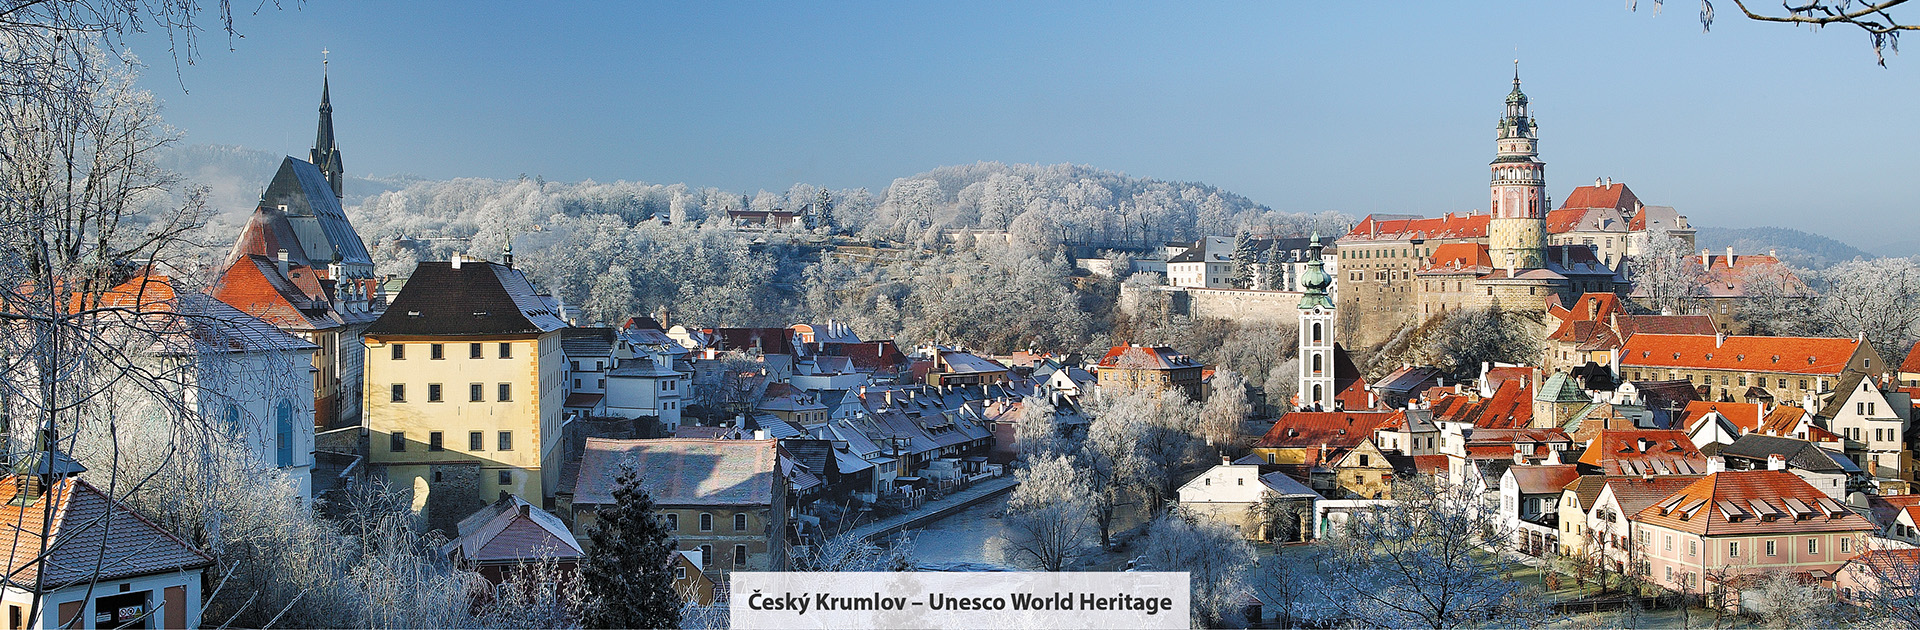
<box><xmin>1298</xmin><ymin>235</ymin><xmax>1337</xmax><ymax>411</ymax></box>
<box><xmin>1337</xmin><ymin>68</ymin><xmax>1625</xmax><ymax>346</ymax></box>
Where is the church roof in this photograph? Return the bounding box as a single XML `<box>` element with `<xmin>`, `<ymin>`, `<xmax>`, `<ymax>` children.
<box><xmin>254</xmin><ymin>157</ymin><xmax>372</xmax><ymax>268</ymax></box>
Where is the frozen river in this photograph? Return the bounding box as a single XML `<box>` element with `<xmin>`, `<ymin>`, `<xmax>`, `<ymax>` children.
<box><xmin>901</xmin><ymin>493</ymin><xmax>1149</xmax><ymax>571</ymax></box>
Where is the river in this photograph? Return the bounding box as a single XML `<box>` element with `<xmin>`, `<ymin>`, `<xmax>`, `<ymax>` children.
<box><xmin>901</xmin><ymin>494</ymin><xmax>1150</xmax><ymax>571</ymax></box>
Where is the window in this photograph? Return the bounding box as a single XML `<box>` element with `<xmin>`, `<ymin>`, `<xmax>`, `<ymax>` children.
<box><xmin>428</xmin><ymin>383</ymin><xmax>443</xmax><ymax>402</ymax></box>
<box><xmin>499</xmin><ymin>342</ymin><xmax>513</xmax><ymax>359</ymax></box>
<box><xmin>735</xmin><ymin>513</ymin><xmax>748</xmax><ymax>532</ymax></box>
<box><xmin>390</xmin><ymin>431</ymin><xmax>406</xmax><ymax>452</ymax></box>
<box><xmin>1809</xmin><ymin>538</ymin><xmax>1819</xmax><ymax>555</ymax></box>
<box><xmin>498</xmin><ymin>383</ymin><xmax>512</xmax><ymax>401</ymax></box>
<box><xmin>498</xmin><ymin>431</ymin><xmax>513</xmax><ymax>451</ymax></box>
<box><xmin>575</xmin><ymin>379</ymin><xmax>582</xmax><ymax>389</ymax></box>
<box><xmin>1237</xmin><ymin>477</ymin><xmax>1244</xmax><ymax>485</ymax></box>
<box><xmin>1728</xmin><ymin>541</ymin><xmax>1739</xmax><ymax>558</ymax></box>
<box><xmin>391</xmin><ymin>383</ymin><xmax>406</xmax><ymax>402</ymax></box>
<box><xmin>470</xmin><ymin>431</ymin><xmax>484</xmax><ymax>451</ymax></box>
<box><xmin>676</xmin><ymin>566</ymin><xmax>686</xmax><ymax>580</ymax></box>
<box><xmin>699</xmin><ymin>513</ymin><xmax>713</xmax><ymax>532</ymax></box>
<box><xmin>471</xmin><ymin>343</ymin><xmax>484</xmax><ymax>359</ymax></box>
<box><xmin>392</xmin><ymin>344</ymin><xmax>405</xmax><ymax>360</ymax></box>
<box><xmin>275</xmin><ymin>399</ymin><xmax>294</xmax><ymax>467</ymax></box>
<box><xmin>1842</xmin><ymin>537</ymin><xmax>1852</xmax><ymax>553</ymax></box>
<box><xmin>572</xmin><ymin>361</ymin><xmax>581</xmax><ymax>371</ymax></box>
<box><xmin>1689</xmin><ymin>540</ymin><xmax>1697</xmax><ymax>556</ymax></box>
<box><xmin>498</xmin><ymin>470</ymin><xmax>511</xmax><ymax>486</ymax></box>
<box><xmin>1665</xmin><ymin>535</ymin><xmax>1672</xmax><ymax>551</ymax></box>
<box><xmin>699</xmin><ymin>545</ymin><xmax>713</xmax><ymax>566</ymax></box>
<box><xmin>1766</xmin><ymin>540</ymin><xmax>1776</xmax><ymax>556</ymax></box>
<box><xmin>666</xmin><ymin>513</ymin><xmax>678</xmax><ymax>530</ymax></box>
<box><xmin>470</xmin><ymin>383</ymin><xmax>484</xmax><ymax>402</ymax></box>
<box><xmin>1860</xmin><ymin>402</ymin><xmax>1867</xmax><ymax>415</ymax></box>
<box><xmin>733</xmin><ymin>544</ymin><xmax>748</xmax><ymax>566</ymax></box>
<box><xmin>431</xmin><ymin>343</ymin><xmax>444</xmax><ymax>360</ymax></box>
<box><xmin>1359</xmin><ymin>454</ymin><xmax>1370</xmax><ymax>466</ymax></box>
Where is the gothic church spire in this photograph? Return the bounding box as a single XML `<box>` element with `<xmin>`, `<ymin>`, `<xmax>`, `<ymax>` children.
<box><xmin>311</xmin><ymin>61</ymin><xmax>345</xmax><ymax>200</ymax></box>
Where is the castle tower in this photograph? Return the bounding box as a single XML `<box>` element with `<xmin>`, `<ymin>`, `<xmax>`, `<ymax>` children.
<box><xmin>1297</xmin><ymin>234</ymin><xmax>1336</xmax><ymax>411</ymax></box>
<box><xmin>1488</xmin><ymin>63</ymin><xmax>1547</xmax><ymax>271</ymax></box>
<box><xmin>311</xmin><ymin>68</ymin><xmax>345</xmax><ymax>200</ymax></box>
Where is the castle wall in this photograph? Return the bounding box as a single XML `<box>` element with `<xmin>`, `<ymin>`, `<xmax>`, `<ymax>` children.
<box><xmin>1119</xmin><ymin>285</ymin><xmax>1305</xmax><ymax>327</ymax></box>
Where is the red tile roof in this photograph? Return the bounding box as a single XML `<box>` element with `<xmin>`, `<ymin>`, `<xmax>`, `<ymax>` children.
<box><xmin>0</xmin><ymin>477</ymin><xmax>214</xmax><ymax>589</ymax></box>
<box><xmin>445</xmin><ymin>495</ymin><xmax>583</xmax><ymax>564</ymax></box>
<box><xmin>1903</xmin><ymin>341</ymin><xmax>1920</xmax><ymax>374</ymax></box>
<box><xmin>1601</xmin><ymin>475</ymin><xmax>1706</xmax><ymax>518</ymax></box>
<box><xmin>1342</xmin><ymin>213</ymin><xmax>1489</xmax><ymax>243</ymax></box>
<box><xmin>1417</xmin><ymin>242</ymin><xmax>1493</xmax><ymax>274</ymax></box>
<box><xmin>1619</xmin><ymin>334</ymin><xmax>1865</xmax><ymax>377</ymax></box>
<box><xmin>1098</xmin><ymin>345</ymin><xmax>1198</xmax><ymax>370</ymax></box>
<box><xmin>210</xmin><ymin>255</ymin><xmax>340</xmax><ymax>331</ymax></box>
<box><xmin>1695</xmin><ymin>254</ymin><xmax>1810</xmax><ymax>299</ymax></box>
<box><xmin>1509</xmin><ymin>464</ymin><xmax>1583</xmax><ymax>494</ymax></box>
<box><xmin>1256</xmin><ymin>412</ymin><xmax>1397</xmax><ymax>450</ymax></box>
<box><xmin>1559</xmin><ymin>182</ymin><xmax>1640</xmax><ymax>212</ymax></box>
<box><xmin>1630</xmin><ymin>470</ymin><xmax>1874</xmax><ymax>536</ymax></box>
<box><xmin>1544</xmin><ymin>207</ymin><xmax>1628</xmax><ymax>234</ymax></box>
<box><xmin>1615</xmin><ymin>314</ymin><xmax>1718</xmax><ymax>338</ymax></box>
<box><xmin>1679</xmin><ymin>402</ymin><xmax>1766</xmax><ymax>434</ymax></box>
<box><xmin>1756</xmin><ymin>406</ymin><xmax>1812</xmax><ymax>437</ymax></box>
<box><xmin>1577</xmin><ymin>429</ymin><xmax>1707</xmax><ymax>476</ymax></box>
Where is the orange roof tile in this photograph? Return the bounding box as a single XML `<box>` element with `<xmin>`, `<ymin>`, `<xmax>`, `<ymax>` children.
<box><xmin>1342</xmin><ymin>213</ymin><xmax>1489</xmax><ymax>243</ymax></box>
<box><xmin>1256</xmin><ymin>412</ymin><xmax>1397</xmax><ymax>450</ymax></box>
<box><xmin>1577</xmin><ymin>429</ymin><xmax>1707</xmax><ymax>476</ymax></box>
<box><xmin>1903</xmin><ymin>341</ymin><xmax>1920</xmax><ymax>374</ymax></box>
<box><xmin>1619</xmin><ymin>334</ymin><xmax>1865</xmax><ymax>377</ymax></box>
<box><xmin>1629</xmin><ymin>470</ymin><xmax>1875</xmax><ymax>536</ymax></box>
<box><xmin>1756</xmin><ymin>406</ymin><xmax>1813</xmax><ymax>437</ymax></box>
<box><xmin>1417</xmin><ymin>242</ymin><xmax>1493</xmax><ymax>274</ymax></box>
<box><xmin>1559</xmin><ymin>182</ymin><xmax>1640</xmax><ymax>212</ymax></box>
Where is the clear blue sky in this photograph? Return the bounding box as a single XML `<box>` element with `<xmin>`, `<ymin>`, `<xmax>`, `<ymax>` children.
<box><xmin>133</xmin><ymin>2</ymin><xmax>1919</xmax><ymax>249</ymax></box>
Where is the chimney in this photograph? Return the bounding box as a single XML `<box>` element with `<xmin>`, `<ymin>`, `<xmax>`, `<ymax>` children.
<box><xmin>1589</xmin><ymin>297</ymin><xmax>1600</xmax><ymax>321</ymax></box>
<box><xmin>1715</xmin><ymin>333</ymin><xmax>1726</xmax><ymax>349</ymax></box>
<box><xmin>1606</xmin><ymin>177</ymin><xmax>1613</xmax><ymax>188</ymax></box>
<box><xmin>1701</xmin><ymin>248</ymin><xmax>1710</xmax><ymax>268</ymax></box>
<box><xmin>1767</xmin><ymin>454</ymin><xmax>1787</xmax><ymax>471</ymax></box>
<box><xmin>1594</xmin><ymin>176</ymin><xmax>1602</xmax><ymax>188</ymax></box>
<box><xmin>884</xmin><ymin>390</ymin><xmax>894</xmax><ymax>408</ymax></box>
<box><xmin>1367</xmin><ymin>389</ymin><xmax>1376</xmax><ymax>409</ymax></box>
<box><xmin>1725</xmin><ymin>246</ymin><xmax>1734</xmax><ymax>268</ymax></box>
<box><xmin>451</xmin><ymin>253</ymin><xmax>463</xmax><ymax>270</ymax></box>
<box><xmin>1561</xmin><ymin>246</ymin><xmax>1570</xmax><ymax>269</ymax></box>
<box><xmin>754</xmin><ymin>429</ymin><xmax>767</xmax><ymax>440</ymax></box>
<box><xmin>1707</xmin><ymin>456</ymin><xmax>1726</xmax><ymax>474</ymax></box>
<box><xmin>1637</xmin><ymin>437</ymin><xmax>1651</xmax><ymax>452</ymax></box>
<box><xmin>1513</xmin><ymin>448</ymin><xmax>1526</xmax><ymax>465</ymax></box>
<box><xmin>276</xmin><ymin>249</ymin><xmax>290</xmax><ymax>277</ymax></box>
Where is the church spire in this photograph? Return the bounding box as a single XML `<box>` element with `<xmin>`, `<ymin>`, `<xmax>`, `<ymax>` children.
<box><xmin>311</xmin><ymin>52</ymin><xmax>345</xmax><ymax>200</ymax></box>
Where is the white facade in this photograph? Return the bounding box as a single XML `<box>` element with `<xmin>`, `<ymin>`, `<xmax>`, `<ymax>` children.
<box><xmin>1298</xmin><ymin>308</ymin><xmax>1335</xmax><ymax>411</ymax></box>
<box><xmin>604</xmin><ymin>350</ymin><xmax>691</xmax><ymax>431</ymax></box>
<box><xmin>4</xmin><ymin>567</ymin><xmax>204</xmax><ymax>629</ymax></box>
<box><xmin>1824</xmin><ymin>377</ymin><xmax>1908</xmax><ymax>480</ymax></box>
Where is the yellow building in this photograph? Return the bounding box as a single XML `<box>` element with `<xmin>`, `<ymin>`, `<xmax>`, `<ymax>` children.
<box><xmin>363</xmin><ymin>257</ymin><xmax>568</xmax><ymax>528</ymax></box>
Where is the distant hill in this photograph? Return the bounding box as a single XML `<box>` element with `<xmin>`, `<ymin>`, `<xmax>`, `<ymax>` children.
<box><xmin>1692</xmin><ymin>226</ymin><xmax>1873</xmax><ymax>269</ymax></box>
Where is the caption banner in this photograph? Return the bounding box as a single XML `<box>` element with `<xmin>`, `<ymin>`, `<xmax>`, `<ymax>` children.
<box><xmin>730</xmin><ymin>571</ymin><xmax>1190</xmax><ymax>630</ymax></box>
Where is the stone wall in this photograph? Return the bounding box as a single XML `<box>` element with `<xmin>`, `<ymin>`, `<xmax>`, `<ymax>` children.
<box><xmin>1119</xmin><ymin>285</ymin><xmax>1304</xmax><ymax>327</ymax></box>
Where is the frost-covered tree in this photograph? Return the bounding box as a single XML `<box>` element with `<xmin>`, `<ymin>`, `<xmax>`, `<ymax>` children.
<box><xmin>1230</xmin><ymin>230</ymin><xmax>1260</xmax><ymax>288</ymax></box>
<box><xmin>1140</xmin><ymin>511</ymin><xmax>1257</xmax><ymax>627</ymax></box>
<box><xmin>1320</xmin><ymin>475</ymin><xmax>1547</xmax><ymax>629</ymax></box>
<box><xmin>1421</xmin><ymin>306</ymin><xmax>1540</xmax><ymax>382</ymax></box>
<box><xmin>990</xmin><ymin>453</ymin><xmax>1098</xmax><ymax>571</ymax></box>
<box><xmin>1261</xmin><ymin>240</ymin><xmax>1286</xmax><ymax>290</ymax></box>
<box><xmin>1012</xmin><ymin>395</ymin><xmax>1064</xmax><ymax>460</ymax></box>
<box><xmin>1807</xmin><ymin>257</ymin><xmax>1920</xmax><ymax>363</ymax></box>
<box><xmin>1200</xmin><ymin>370</ymin><xmax>1250</xmax><ymax>453</ymax></box>
<box><xmin>1750</xmin><ymin>570</ymin><xmax>1838</xmax><ymax>629</ymax></box>
<box><xmin>1627</xmin><ymin>228</ymin><xmax>1709</xmax><ymax>315</ymax></box>
<box><xmin>580</xmin><ymin>464</ymin><xmax>681</xmax><ymax>630</ymax></box>
<box><xmin>1080</xmin><ymin>394</ymin><xmax>1147</xmax><ymax>548</ymax></box>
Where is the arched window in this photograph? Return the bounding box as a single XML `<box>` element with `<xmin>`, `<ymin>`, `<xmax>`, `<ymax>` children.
<box><xmin>1311</xmin><ymin>323</ymin><xmax>1322</xmax><ymax>344</ymax></box>
<box><xmin>275</xmin><ymin>400</ymin><xmax>294</xmax><ymax>468</ymax></box>
<box><xmin>1312</xmin><ymin>384</ymin><xmax>1323</xmax><ymax>402</ymax></box>
<box><xmin>1312</xmin><ymin>353</ymin><xmax>1323</xmax><ymax>375</ymax></box>
<box><xmin>222</xmin><ymin>404</ymin><xmax>241</xmax><ymax>432</ymax></box>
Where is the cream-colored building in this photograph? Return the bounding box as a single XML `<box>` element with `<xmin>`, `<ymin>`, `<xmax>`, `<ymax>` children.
<box><xmin>364</xmin><ymin>257</ymin><xmax>568</xmax><ymax>527</ymax></box>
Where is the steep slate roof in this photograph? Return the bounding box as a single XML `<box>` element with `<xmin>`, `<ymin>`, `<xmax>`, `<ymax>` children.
<box><xmin>1510</xmin><ymin>464</ymin><xmax>1582</xmax><ymax>495</ymax></box>
<box><xmin>938</xmin><ymin>351</ymin><xmax>1010</xmax><ymax>375</ymax></box>
<box><xmin>562</xmin><ymin>327</ymin><xmax>616</xmax><ymax>357</ymax></box>
<box><xmin>1558</xmin><ymin>182</ymin><xmax>1641</xmax><ymax>212</ymax></box>
<box><xmin>365</xmin><ymin>261</ymin><xmax>567</xmax><ymax>337</ymax></box>
<box><xmin>254</xmin><ymin>156</ymin><xmax>373</xmax><ymax>266</ymax></box>
<box><xmin>1342</xmin><ymin>213</ymin><xmax>1489</xmax><ymax>243</ymax></box>
<box><xmin>570</xmin><ymin>438</ymin><xmax>780</xmax><ymax>507</ymax></box>
<box><xmin>1097</xmin><ymin>345</ymin><xmax>1198</xmax><ymax>370</ymax></box>
<box><xmin>444</xmin><ymin>495</ymin><xmax>583</xmax><ymax>564</ymax></box>
<box><xmin>0</xmin><ymin>477</ymin><xmax>214</xmax><ymax>590</ymax></box>
<box><xmin>1679</xmin><ymin>402</ymin><xmax>1766</xmax><ymax>434</ymax></box>
<box><xmin>1719</xmin><ymin>434</ymin><xmax>1859</xmax><ymax>474</ymax></box>
<box><xmin>1619</xmin><ymin>334</ymin><xmax>1865</xmax><ymax>377</ymax></box>
<box><xmin>1577</xmin><ymin>429</ymin><xmax>1707</xmax><ymax>476</ymax></box>
<box><xmin>1630</xmin><ymin>470</ymin><xmax>1873</xmax><ymax>536</ymax></box>
<box><xmin>1815</xmin><ymin>372</ymin><xmax>1873</xmax><ymax>420</ymax></box>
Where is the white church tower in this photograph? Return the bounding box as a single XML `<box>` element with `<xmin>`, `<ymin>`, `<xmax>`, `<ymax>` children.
<box><xmin>1297</xmin><ymin>234</ymin><xmax>1335</xmax><ymax>411</ymax></box>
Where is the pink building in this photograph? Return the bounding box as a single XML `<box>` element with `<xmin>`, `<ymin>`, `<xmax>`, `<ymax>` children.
<box><xmin>1628</xmin><ymin>469</ymin><xmax>1874</xmax><ymax>607</ymax></box>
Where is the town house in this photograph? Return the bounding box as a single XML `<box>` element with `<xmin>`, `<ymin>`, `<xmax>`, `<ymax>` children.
<box><xmin>566</xmin><ymin>438</ymin><xmax>789</xmax><ymax>579</ymax></box>
<box><xmin>1617</xmin><ymin>333</ymin><xmax>1882</xmax><ymax>405</ymax></box>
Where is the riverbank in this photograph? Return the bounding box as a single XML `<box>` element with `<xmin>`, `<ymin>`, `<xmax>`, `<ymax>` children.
<box><xmin>850</xmin><ymin>476</ymin><xmax>1021</xmax><ymax>542</ymax></box>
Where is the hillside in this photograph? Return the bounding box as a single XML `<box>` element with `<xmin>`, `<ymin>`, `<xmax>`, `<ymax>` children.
<box><xmin>1691</xmin><ymin>226</ymin><xmax>1873</xmax><ymax>269</ymax></box>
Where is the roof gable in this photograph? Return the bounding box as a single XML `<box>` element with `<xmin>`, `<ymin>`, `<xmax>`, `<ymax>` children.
<box><xmin>366</xmin><ymin>261</ymin><xmax>567</xmax><ymax>337</ymax></box>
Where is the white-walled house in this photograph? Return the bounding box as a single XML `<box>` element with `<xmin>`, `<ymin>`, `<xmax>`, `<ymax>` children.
<box><xmin>0</xmin><ymin>475</ymin><xmax>211</xmax><ymax>629</ymax></box>
<box><xmin>604</xmin><ymin>356</ymin><xmax>689</xmax><ymax>431</ymax></box>
<box><xmin>1177</xmin><ymin>463</ymin><xmax>1319</xmax><ymax>541</ymax></box>
<box><xmin>1817</xmin><ymin>372</ymin><xmax>1909</xmax><ymax>483</ymax></box>
<box><xmin>1499</xmin><ymin>464</ymin><xmax>1581</xmax><ymax>556</ymax></box>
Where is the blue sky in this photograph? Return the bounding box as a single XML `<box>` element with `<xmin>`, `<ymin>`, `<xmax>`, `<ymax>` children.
<box><xmin>134</xmin><ymin>2</ymin><xmax>1918</xmax><ymax>249</ymax></box>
